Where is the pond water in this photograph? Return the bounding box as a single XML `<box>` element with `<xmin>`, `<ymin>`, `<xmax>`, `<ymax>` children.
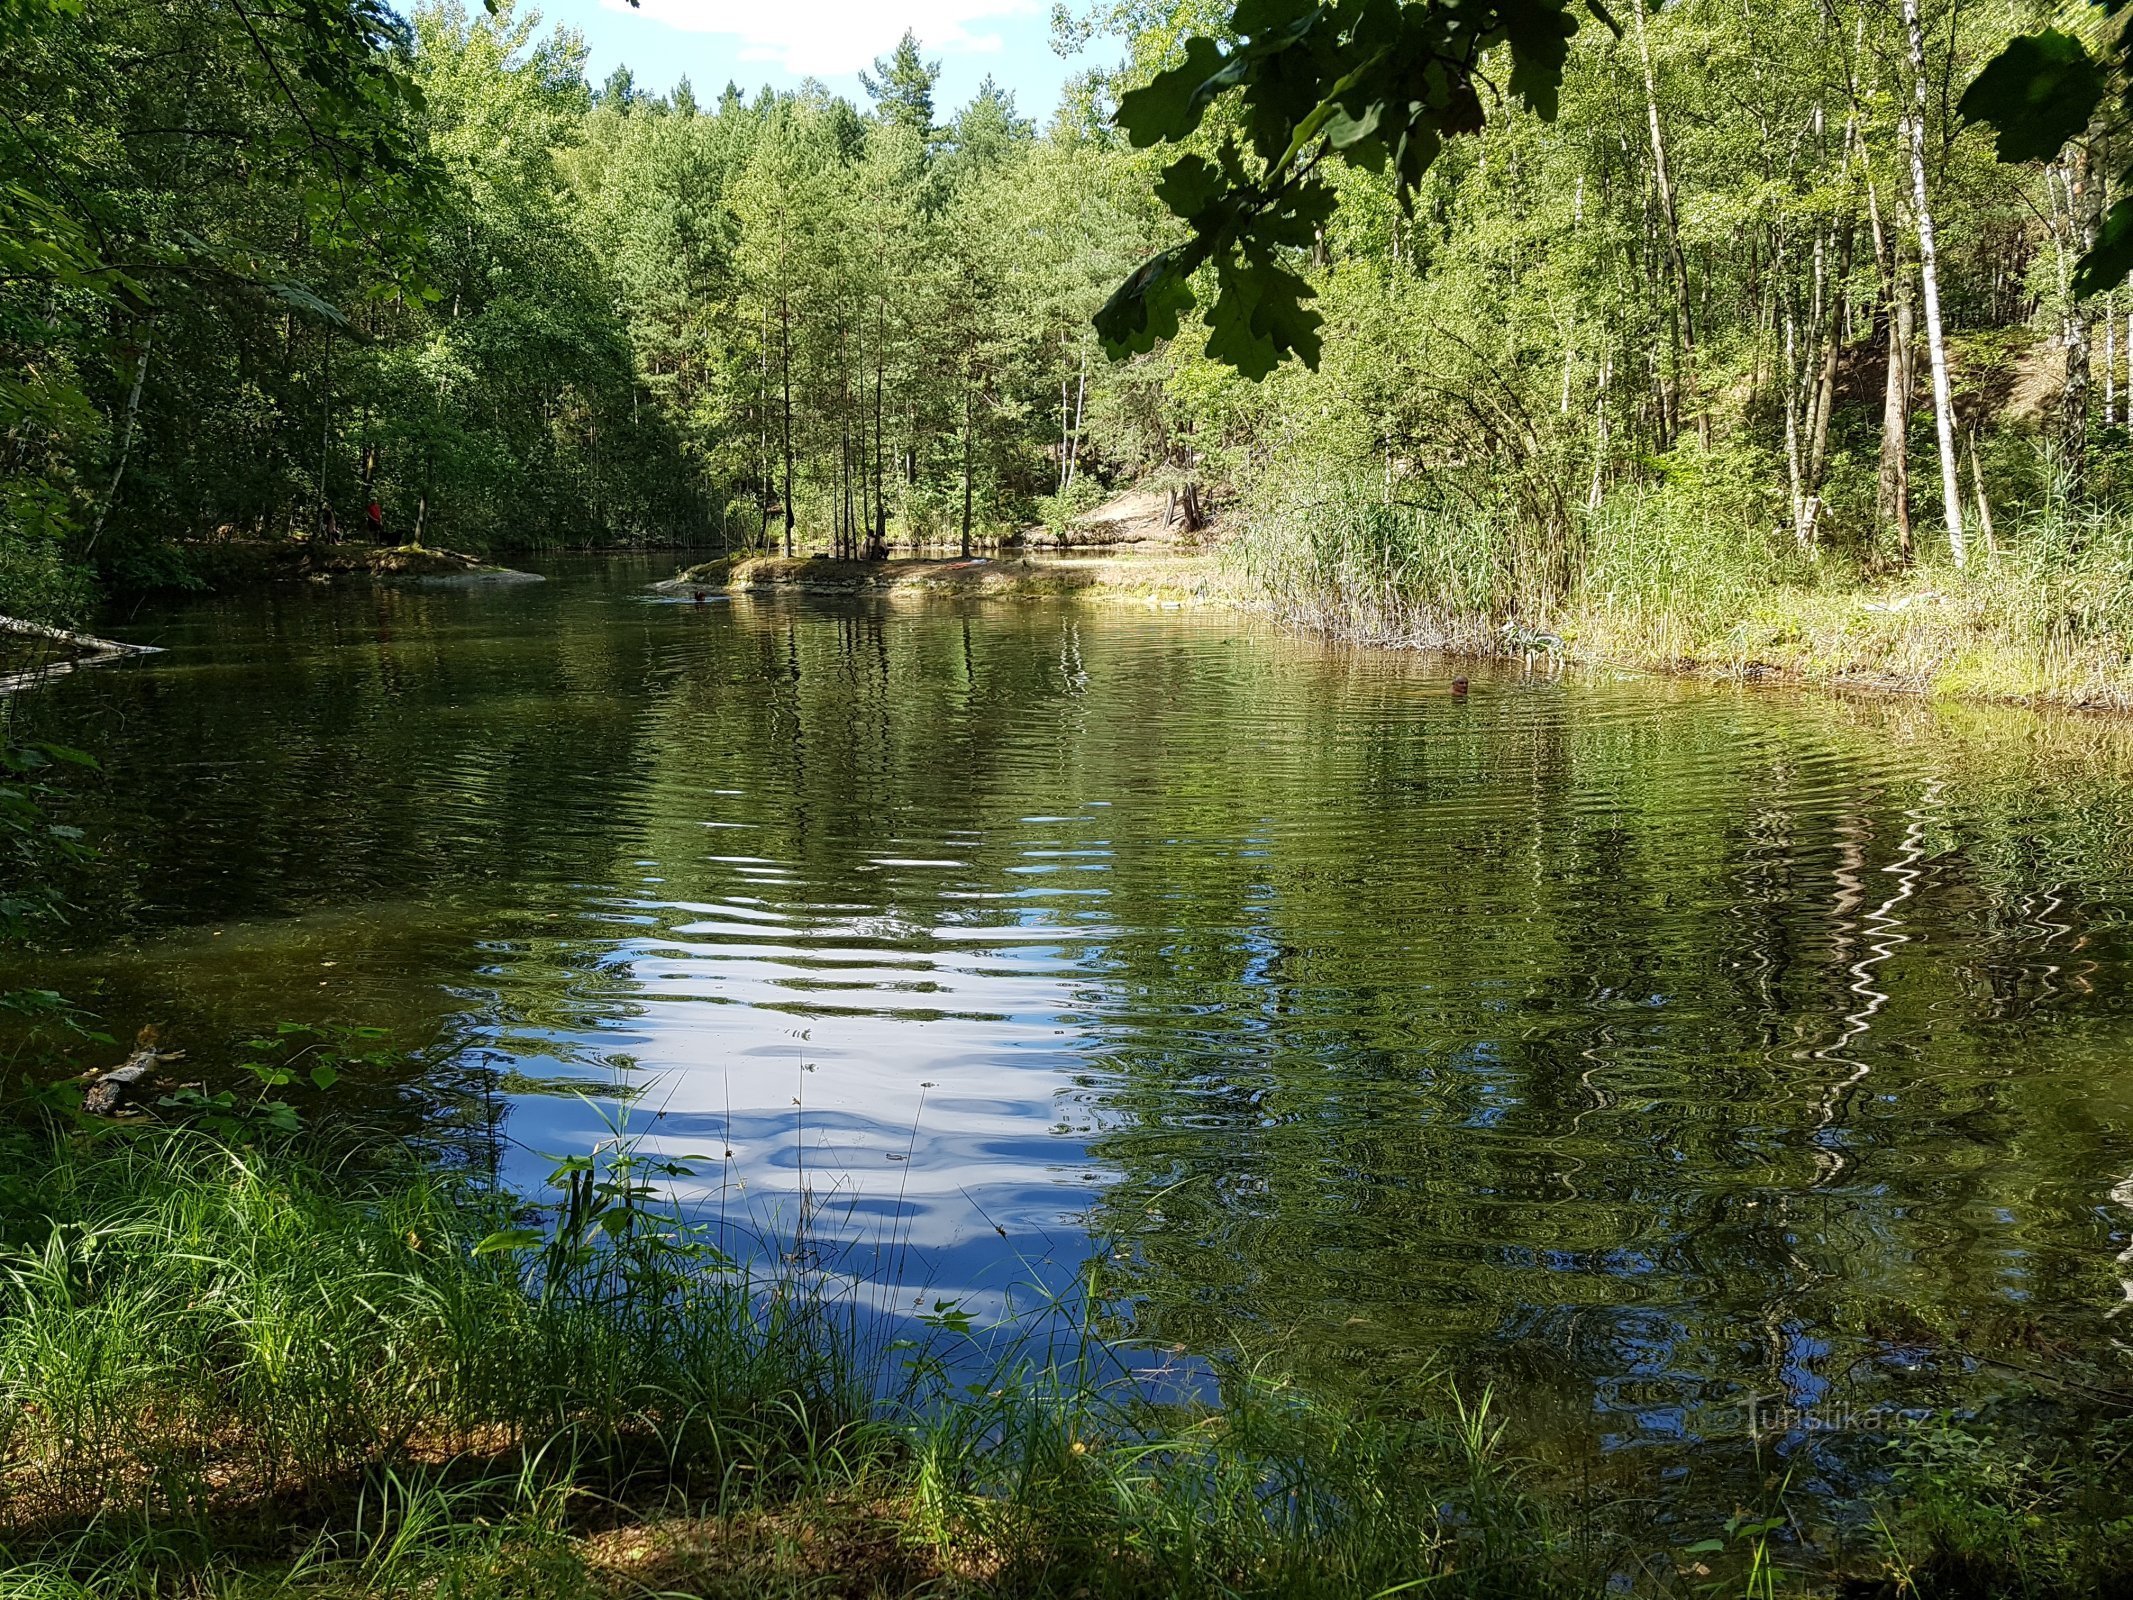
<box><xmin>11</xmin><ymin>554</ymin><xmax>2133</xmax><ymax>1498</ymax></box>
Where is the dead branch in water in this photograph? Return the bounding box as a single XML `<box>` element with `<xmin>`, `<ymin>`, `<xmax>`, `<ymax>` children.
<box><xmin>0</xmin><ymin>615</ymin><xmax>162</xmax><ymax>696</ymax></box>
<box><xmin>81</xmin><ymin>1028</ymin><xmax>181</xmax><ymax>1117</ymax></box>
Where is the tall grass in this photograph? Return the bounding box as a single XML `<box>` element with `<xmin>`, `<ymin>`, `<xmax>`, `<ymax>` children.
<box><xmin>0</xmin><ymin>1120</ymin><xmax>1591</xmax><ymax>1598</ymax></box>
<box><xmin>5</xmin><ymin>1118</ymin><xmax>2132</xmax><ymax>1596</ymax></box>
<box><xmin>0</xmin><ymin>1128</ymin><xmax>874</xmax><ymax>1590</ymax></box>
<box><xmin>1228</xmin><ymin>471</ymin><xmax>1536</xmax><ymax>650</ymax></box>
<box><xmin>1228</xmin><ymin>463</ymin><xmax>2133</xmax><ymax>708</ymax></box>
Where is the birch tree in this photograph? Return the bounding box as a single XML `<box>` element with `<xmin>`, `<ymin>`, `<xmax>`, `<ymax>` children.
<box><xmin>1903</xmin><ymin>0</ymin><xmax>1966</xmax><ymax>567</ymax></box>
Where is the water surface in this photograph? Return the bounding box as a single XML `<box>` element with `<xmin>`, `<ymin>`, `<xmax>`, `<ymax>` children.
<box><xmin>12</xmin><ymin>556</ymin><xmax>2133</xmax><ymax>1495</ymax></box>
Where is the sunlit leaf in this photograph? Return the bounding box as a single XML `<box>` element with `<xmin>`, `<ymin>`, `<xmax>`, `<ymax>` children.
<box><xmin>472</xmin><ymin>1227</ymin><xmax>545</xmax><ymax>1256</ymax></box>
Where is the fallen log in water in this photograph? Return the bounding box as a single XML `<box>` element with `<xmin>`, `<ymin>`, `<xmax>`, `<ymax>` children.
<box><xmin>0</xmin><ymin>614</ymin><xmax>162</xmax><ymax>695</ymax></box>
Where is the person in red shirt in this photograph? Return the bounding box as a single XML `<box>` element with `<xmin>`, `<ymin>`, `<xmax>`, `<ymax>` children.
<box><xmin>365</xmin><ymin>499</ymin><xmax>384</xmax><ymax>541</ymax></box>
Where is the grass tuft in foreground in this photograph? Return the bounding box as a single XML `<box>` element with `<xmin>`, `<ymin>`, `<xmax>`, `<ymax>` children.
<box><xmin>0</xmin><ymin>1123</ymin><xmax>1571</xmax><ymax>1598</ymax></box>
<box><xmin>2</xmin><ymin>1118</ymin><xmax>2132</xmax><ymax>1596</ymax></box>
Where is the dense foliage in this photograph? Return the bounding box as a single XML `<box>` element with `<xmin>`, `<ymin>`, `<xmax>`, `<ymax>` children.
<box><xmin>6</xmin><ymin>0</ymin><xmax>2133</xmax><ymax>656</ymax></box>
<box><xmin>0</xmin><ymin>0</ymin><xmax>705</xmax><ymax>620</ymax></box>
<box><xmin>1095</xmin><ymin>0</ymin><xmax>1594</xmax><ymax>377</ymax></box>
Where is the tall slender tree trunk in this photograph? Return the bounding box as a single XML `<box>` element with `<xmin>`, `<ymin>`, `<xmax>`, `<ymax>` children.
<box><xmin>1780</xmin><ymin>238</ymin><xmax>1810</xmax><ymax>547</ymax></box>
<box><xmin>759</xmin><ymin>300</ymin><xmax>772</xmax><ymax>545</ymax></box>
<box><xmin>1879</xmin><ymin>274</ymin><xmax>1917</xmax><ymax>562</ymax></box>
<box><xmin>1065</xmin><ymin>346</ymin><xmax>1087</xmax><ymax>493</ymax></box>
<box><xmin>2061</xmin><ymin>141</ymin><xmax>2098</xmax><ymax>503</ymax></box>
<box><xmin>870</xmin><ymin>301</ymin><xmax>887</xmax><ymax>558</ymax></box>
<box><xmin>836</xmin><ymin>322</ymin><xmax>853</xmax><ymax>561</ymax></box>
<box><xmin>1784</xmin><ymin>310</ymin><xmax>1814</xmax><ymax>549</ymax></box>
<box><xmin>1865</xmin><ymin>155</ymin><xmax>1914</xmax><ymax>561</ymax></box>
<box><xmin>959</xmin><ymin>360</ymin><xmax>976</xmax><ymax>560</ymax></box>
<box><xmin>856</xmin><ymin>378</ymin><xmax>870</xmax><ymax>559</ymax></box>
<box><xmin>85</xmin><ymin>323</ymin><xmax>153</xmax><ymax>557</ymax></box>
<box><xmin>1902</xmin><ymin>0</ymin><xmax>1966</xmax><ymax>566</ymax></box>
<box><xmin>316</xmin><ymin>327</ymin><xmax>334</xmax><ymax>541</ymax></box>
<box><xmin>1806</xmin><ymin>214</ymin><xmax>1854</xmax><ymax>497</ymax></box>
<box><xmin>2107</xmin><ymin>295</ymin><xmax>2117</xmax><ymax>427</ymax></box>
<box><xmin>1968</xmin><ymin>426</ymin><xmax>1998</xmax><ymax>556</ymax></box>
<box><xmin>780</xmin><ymin>295</ymin><xmax>795</xmax><ymax>559</ymax></box>
<box><xmin>1777</xmin><ymin>219</ymin><xmax>1831</xmax><ymax>550</ymax></box>
<box><xmin>357</xmin><ymin>418</ymin><xmax>376</xmax><ymax>523</ymax></box>
<box><xmin>1631</xmin><ymin>0</ymin><xmax>1704</xmax><ymax>449</ymax></box>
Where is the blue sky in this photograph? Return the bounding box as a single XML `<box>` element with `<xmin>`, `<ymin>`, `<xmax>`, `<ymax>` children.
<box><xmin>527</xmin><ymin>0</ymin><xmax>1116</xmax><ymax>120</ymax></box>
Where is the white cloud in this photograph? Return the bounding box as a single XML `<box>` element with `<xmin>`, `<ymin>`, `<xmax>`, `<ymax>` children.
<box><xmin>603</xmin><ymin>0</ymin><xmax>1037</xmax><ymax>78</ymax></box>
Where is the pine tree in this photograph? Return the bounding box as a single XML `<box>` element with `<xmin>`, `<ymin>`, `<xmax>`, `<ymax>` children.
<box><xmin>860</xmin><ymin>30</ymin><xmax>939</xmax><ymax>143</ymax></box>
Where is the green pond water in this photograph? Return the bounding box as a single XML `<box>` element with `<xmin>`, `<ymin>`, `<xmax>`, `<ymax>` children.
<box><xmin>10</xmin><ymin>554</ymin><xmax>2133</xmax><ymax>1498</ymax></box>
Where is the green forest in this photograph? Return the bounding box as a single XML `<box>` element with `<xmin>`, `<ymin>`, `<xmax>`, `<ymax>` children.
<box><xmin>5</xmin><ymin>0</ymin><xmax>2133</xmax><ymax>692</ymax></box>
<box><xmin>17</xmin><ymin>0</ymin><xmax>2133</xmax><ymax>1595</ymax></box>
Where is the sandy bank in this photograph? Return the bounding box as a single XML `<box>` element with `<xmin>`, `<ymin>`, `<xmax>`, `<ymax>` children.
<box><xmin>654</xmin><ymin>552</ymin><xmax>1230</xmax><ymax>605</ymax></box>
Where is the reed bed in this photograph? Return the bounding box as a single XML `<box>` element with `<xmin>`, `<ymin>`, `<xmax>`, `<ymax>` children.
<box><xmin>1226</xmin><ymin>473</ymin><xmax>2133</xmax><ymax>711</ymax></box>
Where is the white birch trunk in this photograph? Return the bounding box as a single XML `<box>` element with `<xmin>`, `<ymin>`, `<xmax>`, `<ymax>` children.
<box><xmin>1632</xmin><ymin>0</ymin><xmax>1702</xmax><ymax>446</ymax></box>
<box><xmin>1064</xmin><ymin>347</ymin><xmax>1088</xmax><ymax>494</ymax></box>
<box><xmin>2108</xmin><ymin>304</ymin><xmax>2117</xmax><ymax>427</ymax></box>
<box><xmin>1783</xmin><ymin>299</ymin><xmax>1810</xmax><ymax>546</ymax></box>
<box><xmin>1902</xmin><ymin>0</ymin><xmax>1966</xmax><ymax>567</ymax></box>
<box><xmin>85</xmin><ymin>324</ymin><xmax>153</xmax><ymax>557</ymax></box>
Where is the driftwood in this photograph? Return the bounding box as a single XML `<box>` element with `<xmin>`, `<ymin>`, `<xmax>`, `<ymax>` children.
<box><xmin>81</xmin><ymin>1028</ymin><xmax>179</xmax><ymax>1116</ymax></box>
<box><xmin>0</xmin><ymin>615</ymin><xmax>161</xmax><ymax>695</ymax></box>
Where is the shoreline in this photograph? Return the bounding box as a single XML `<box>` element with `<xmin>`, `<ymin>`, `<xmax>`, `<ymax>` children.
<box><xmin>658</xmin><ymin>547</ymin><xmax>2133</xmax><ymax>718</ymax></box>
<box><xmin>653</xmin><ymin>551</ymin><xmax>1227</xmax><ymax>605</ymax></box>
<box><xmin>138</xmin><ymin>540</ymin><xmax>546</xmax><ymax>592</ymax></box>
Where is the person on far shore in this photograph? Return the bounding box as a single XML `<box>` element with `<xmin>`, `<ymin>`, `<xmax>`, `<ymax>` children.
<box><xmin>365</xmin><ymin>499</ymin><xmax>384</xmax><ymax>542</ymax></box>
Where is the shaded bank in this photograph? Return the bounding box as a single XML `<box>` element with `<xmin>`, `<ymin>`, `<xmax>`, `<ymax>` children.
<box><xmin>165</xmin><ymin>542</ymin><xmax>545</xmax><ymax>592</ymax></box>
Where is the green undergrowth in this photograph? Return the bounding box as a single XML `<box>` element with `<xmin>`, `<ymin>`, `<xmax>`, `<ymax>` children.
<box><xmin>1229</xmin><ymin>469</ymin><xmax>2133</xmax><ymax>711</ymax></box>
<box><xmin>0</xmin><ymin>1116</ymin><xmax>2129</xmax><ymax>1597</ymax></box>
<box><xmin>0</xmin><ymin>1119</ymin><xmax>1580</xmax><ymax>1599</ymax></box>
